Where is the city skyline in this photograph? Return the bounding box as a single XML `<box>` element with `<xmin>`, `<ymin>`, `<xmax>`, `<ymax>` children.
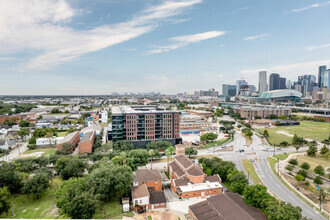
<box><xmin>1</xmin><ymin>0</ymin><xmax>330</xmax><ymax>95</ymax></box>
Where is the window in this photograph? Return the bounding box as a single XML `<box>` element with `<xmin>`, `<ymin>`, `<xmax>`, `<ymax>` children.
<box><xmin>139</xmin><ymin>200</ymin><xmax>142</xmax><ymax>204</ymax></box>
<box><xmin>155</xmin><ymin>180</ymin><xmax>158</xmax><ymax>184</ymax></box>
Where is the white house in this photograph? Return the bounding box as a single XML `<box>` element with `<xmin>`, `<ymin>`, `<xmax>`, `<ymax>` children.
<box><xmin>36</xmin><ymin>137</ymin><xmax>64</xmax><ymax>148</ymax></box>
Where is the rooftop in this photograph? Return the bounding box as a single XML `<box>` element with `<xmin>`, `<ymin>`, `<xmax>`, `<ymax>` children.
<box><xmin>135</xmin><ymin>169</ymin><xmax>162</xmax><ymax>182</ymax></box>
<box><xmin>179</xmin><ymin>181</ymin><xmax>222</xmax><ymax>193</ymax></box>
<box><xmin>149</xmin><ymin>191</ymin><xmax>166</xmax><ymax>204</ymax></box>
<box><xmin>58</xmin><ymin>131</ymin><xmax>78</xmax><ymax>144</ymax></box>
<box><xmin>175</xmin><ymin>155</ymin><xmax>194</xmax><ymax>169</ymax></box>
<box><xmin>131</xmin><ymin>184</ymin><xmax>149</xmax><ymax>200</ymax></box>
<box><xmin>189</xmin><ymin>193</ymin><xmax>267</xmax><ymax>220</ymax></box>
<box><xmin>79</xmin><ymin>130</ymin><xmax>95</xmax><ymax>144</ymax></box>
<box><xmin>112</xmin><ymin>105</ymin><xmax>180</xmax><ymax>115</ymax></box>
<box><xmin>169</xmin><ymin>161</ymin><xmax>185</xmax><ymax>178</ymax></box>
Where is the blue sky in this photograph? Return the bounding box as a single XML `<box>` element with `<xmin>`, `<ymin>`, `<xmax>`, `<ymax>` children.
<box><xmin>0</xmin><ymin>0</ymin><xmax>330</xmax><ymax>95</ymax></box>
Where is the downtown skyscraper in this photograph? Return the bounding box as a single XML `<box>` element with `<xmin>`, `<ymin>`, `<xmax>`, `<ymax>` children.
<box><xmin>258</xmin><ymin>71</ymin><xmax>267</xmax><ymax>93</ymax></box>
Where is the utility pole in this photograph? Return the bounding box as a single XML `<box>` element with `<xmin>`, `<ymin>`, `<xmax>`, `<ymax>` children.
<box><xmin>319</xmin><ymin>187</ymin><xmax>322</xmax><ymax>211</ymax></box>
<box><xmin>277</xmin><ymin>158</ymin><xmax>280</xmax><ymax>176</ymax></box>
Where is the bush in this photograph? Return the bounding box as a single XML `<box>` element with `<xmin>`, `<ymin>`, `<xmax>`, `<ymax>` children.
<box><xmin>285</xmin><ymin>165</ymin><xmax>294</xmax><ymax>171</ymax></box>
<box><xmin>307</xmin><ymin>146</ymin><xmax>317</xmax><ymax>157</ymax></box>
<box><xmin>314</xmin><ymin>166</ymin><xmax>325</xmax><ymax>175</ymax></box>
<box><xmin>280</xmin><ymin>141</ymin><xmax>288</xmax><ymax>146</ymax></box>
<box><xmin>304</xmin><ymin>181</ymin><xmax>310</xmax><ymax>186</ymax></box>
<box><xmin>297</xmin><ymin>169</ymin><xmax>308</xmax><ymax>179</ymax></box>
<box><xmin>294</xmin><ymin>174</ymin><xmax>304</xmax><ymax>182</ymax></box>
<box><xmin>300</xmin><ymin>162</ymin><xmax>310</xmax><ymax>170</ymax></box>
<box><xmin>313</xmin><ymin>176</ymin><xmax>323</xmax><ymax>185</ymax></box>
<box><xmin>288</xmin><ymin>159</ymin><xmax>298</xmax><ymax>166</ymax></box>
<box><xmin>320</xmin><ymin>145</ymin><xmax>329</xmax><ymax>155</ymax></box>
<box><xmin>27</xmin><ymin>144</ymin><xmax>37</xmax><ymax>150</ymax></box>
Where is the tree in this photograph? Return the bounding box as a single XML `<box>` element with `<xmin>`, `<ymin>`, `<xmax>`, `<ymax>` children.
<box><xmin>263</xmin><ymin>130</ymin><xmax>269</xmax><ymax>138</ymax></box>
<box><xmin>288</xmin><ymin>159</ymin><xmax>298</xmax><ymax>166</ymax></box>
<box><xmin>113</xmin><ymin>140</ymin><xmax>134</xmax><ymax>151</ymax></box>
<box><xmin>51</xmin><ymin>108</ymin><xmax>61</xmax><ymax>114</ymax></box>
<box><xmin>55</xmin><ymin>157</ymin><xmax>87</xmax><ymax>180</ymax></box>
<box><xmin>22</xmin><ymin>172</ymin><xmax>51</xmax><ymax>199</ymax></box>
<box><xmin>313</xmin><ymin>176</ymin><xmax>323</xmax><ymax>185</ymax></box>
<box><xmin>44</xmin><ymin>132</ymin><xmax>54</xmax><ymax>147</ymax></box>
<box><xmin>185</xmin><ymin>147</ymin><xmax>198</xmax><ymax>158</ymax></box>
<box><xmin>306</xmin><ymin>146</ymin><xmax>317</xmax><ymax>157</ymax></box>
<box><xmin>227</xmin><ymin>169</ymin><xmax>248</xmax><ymax>195</ymax></box>
<box><xmin>243</xmin><ymin>185</ymin><xmax>272</xmax><ymax>209</ymax></box>
<box><xmin>264</xmin><ymin>200</ymin><xmax>302</xmax><ymax>220</ymax></box>
<box><xmin>294</xmin><ymin>174</ymin><xmax>304</xmax><ymax>182</ymax></box>
<box><xmin>87</xmin><ymin>163</ymin><xmax>133</xmax><ymax>201</ymax></box>
<box><xmin>205</xmin><ymin>168</ymin><xmax>212</xmax><ymax>176</ymax></box>
<box><xmin>275</xmin><ymin>121</ymin><xmax>281</xmax><ymax>126</ymax></box>
<box><xmin>269</xmin><ymin>114</ymin><xmax>278</xmax><ymax>119</ymax></box>
<box><xmin>148</xmin><ymin>149</ymin><xmax>155</xmax><ymax>169</ymax></box>
<box><xmin>165</xmin><ymin>146</ymin><xmax>175</xmax><ymax>172</ymax></box>
<box><xmin>280</xmin><ymin>141</ymin><xmax>288</xmax><ymax>146</ymax></box>
<box><xmin>28</xmin><ymin>136</ymin><xmax>36</xmax><ymax>145</ymax></box>
<box><xmin>245</xmin><ymin>130</ymin><xmax>253</xmax><ymax>138</ymax></box>
<box><xmin>320</xmin><ymin>145</ymin><xmax>329</xmax><ymax>155</ymax></box>
<box><xmin>126</xmin><ymin>149</ymin><xmax>149</xmax><ymax>171</ymax></box>
<box><xmin>61</xmin><ymin>143</ymin><xmax>76</xmax><ymax>154</ymax></box>
<box><xmin>300</xmin><ymin>162</ymin><xmax>310</xmax><ymax>170</ymax></box>
<box><xmin>19</xmin><ymin>120</ymin><xmax>30</xmax><ymax>127</ymax></box>
<box><xmin>0</xmin><ymin>162</ymin><xmax>22</xmax><ymax>193</ymax></box>
<box><xmin>294</xmin><ymin>145</ymin><xmax>301</xmax><ymax>152</ymax></box>
<box><xmin>200</xmin><ymin>133</ymin><xmax>218</xmax><ymax>142</ymax></box>
<box><xmin>18</xmin><ymin>127</ymin><xmax>29</xmax><ymax>142</ymax></box>
<box><xmin>314</xmin><ymin>165</ymin><xmax>324</xmax><ymax>175</ymax></box>
<box><xmin>0</xmin><ymin>187</ymin><xmax>11</xmax><ymax>216</ymax></box>
<box><xmin>297</xmin><ymin>169</ymin><xmax>308</xmax><ymax>179</ymax></box>
<box><xmin>55</xmin><ymin>178</ymin><xmax>98</xmax><ymax>219</ymax></box>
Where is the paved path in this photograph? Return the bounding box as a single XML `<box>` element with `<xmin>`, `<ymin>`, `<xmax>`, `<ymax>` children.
<box><xmin>0</xmin><ymin>142</ymin><xmax>28</xmax><ymax>162</ymax></box>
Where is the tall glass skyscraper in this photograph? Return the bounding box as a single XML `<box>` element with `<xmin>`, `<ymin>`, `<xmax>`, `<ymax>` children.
<box><xmin>258</xmin><ymin>71</ymin><xmax>267</xmax><ymax>93</ymax></box>
<box><xmin>269</xmin><ymin>73</ymin><xmax>280</xmax><ymax>91</ymax></box>
<box><xmin>324</xmin><ymin>69</ymin><xmax>330</xmax><ymax>88</ymax></box>
<box><xmin>318</xmin><ymin>65</ymin><xmax>326</xmax><ymax>88</ymax></box>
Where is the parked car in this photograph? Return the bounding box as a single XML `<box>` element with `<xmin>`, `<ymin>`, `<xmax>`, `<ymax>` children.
<box><xmin>239</xmin><ymin>149</ymin><xmax>245</xmax><ymax>153</ymax></box>
<box><xmin>276</xmin><ymin>147</ymin><xmax>282</xmax><ymax>150</ymax></box>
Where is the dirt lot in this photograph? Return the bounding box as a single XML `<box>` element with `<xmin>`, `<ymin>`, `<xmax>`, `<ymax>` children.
<box><xmin>283</xmin><ymin>174</ymin><xmax>330</xmax><ymax>213</ymax></box>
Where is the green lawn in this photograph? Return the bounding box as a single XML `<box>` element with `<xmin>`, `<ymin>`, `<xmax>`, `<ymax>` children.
<box><xmin>0</xmin><ymin>178</ymin><xmax>64</xmax><ymax>219</ymax></box>
<box><xmin>256</xmin><ymin>121</ymin><xmax>330</xmax><ymax>145</ymax></box>
<box><xmin>274</xmin><ymin>153</ymin><xmax>290</xmax><ymax>160</ymax></box>
<box><xmin>242</xmin><ymin>159</ymin><xmax>263</xmax><ymax>185</ymax></box>
<box><xmin>93</xmin><ymin>200</ymin><xmax>134</xmax><ymax>219</ymax></box>
<box><xmin>296</xmin><ymin>154</ymin><xmax>329</xmax><ymax>171</ymax></box>
<box><xmin>204</xmin><ymin>137</ymin><xmax>231</xmax><ymax>149</ymax></box>
<box><xmin>22</xmin><ymin>148</ymin><xmax>57</xmax><ymax>156</ymax></box>
<box><xmin>57</xmin><ymin>132</ymin><xmax>68</xmax><ymax>137</ymax></box>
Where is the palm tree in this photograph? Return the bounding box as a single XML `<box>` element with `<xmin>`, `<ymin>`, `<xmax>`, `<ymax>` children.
<box><xmin>165</xmin><ymin>146</ymin><xmax>175</xmax><ymax>172</ymax></box>
<box><xmin>148</xmin><ymin>149</ymin><xmax>155</xmax><ymax>169</ymax></box>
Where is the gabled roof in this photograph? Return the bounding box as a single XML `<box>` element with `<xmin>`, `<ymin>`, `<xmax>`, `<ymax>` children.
<box><xmin>187</xmin><ymin>166</ymin><xmax>204</xmax><ymax>176</ymax></box>
<box><xmin>169</xmin><ymin>161</ymin><xmax>185</xmax><ymax>178</ymax></box>
<box><xmin>135</xmin><ymin>169</ymin><xmax>162</xmax><ymax>182</ymax></box>
<box><xmin>149</xmin><ymin>191</ymin><xmax>166</xmax><ymax>204</ymax></box>
<box><xmin>175</xmin><ymin>155</ymin><xmax>194</xmax><ymax>169</ymax></box>
<box><xmin>204</xmin><ymin>175</ymin><xmax>221</xmax><ymax>183</ymax></box>
<box><xmin>131</xmin><ymin>184</ymin><xmax>149</xmax><ymax>200</ymax></box>
<box><xmin>174</xmin><ymin>178</ymin><xmax>192</xmax><ymax>187</ymax></box>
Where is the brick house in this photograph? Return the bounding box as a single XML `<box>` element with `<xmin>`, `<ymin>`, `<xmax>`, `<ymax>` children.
<box><xmin>169</xmin><ymin>155</ymin><xmax>222</xmax><ymax>199</ymax></box>
<box><xmin>131</xmin><ymin>184</ymin><xmax>167</xmax><ymax>211</ymax></box>
<box><xmin>56</xmin><ymin>131</ymin><xmax>80</xmax><ymax>151</ymax></box>
<box><xmin>133</xmin><ymin>169</ymin><xmax>162</xmax><ymax>191</ymax></box>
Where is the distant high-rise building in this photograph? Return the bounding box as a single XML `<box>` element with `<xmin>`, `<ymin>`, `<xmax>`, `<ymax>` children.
<box><xmin>258</xmin><ymin>71</ymin><xmax>267</xmax><ymax>93</ymax></box>
<box><xmin>298</xmin><ymin>75</ymin><xmax>317</xmax><ymax>97</ymax></box>
<box><xmin>279</xmin><ymin>77</ymin><xmax>286</xmax><ymax>89</ymax></box>
<box><xmin>324</xmin><ymin>69</ymin><xmax>330</xmax><ymax>88</ymax></box>
<box><xmin>236</xmin><ymin>80</ymin><xmax>247</xmax><ymax>95</ymax></box>
<box><xmin>248</xmin><ymin>85</ymin><xmax>256</xmax><ymax>94</ymax></box>
<box><xmin>222</xmin><ymin>84</ymin><xmax>236</xmax><ymax>97</ymax></box>
<box><xmin>286</xmin><ymin>80</ymin><xmax>292</xmax><ymax>89</ymax></box>
<box><xmin>269</xmin><ymin>73</ymin><xmax>280</xmax><ymax>91</ymax></box>
<box><xmin>318</xmin><ymin>65</ymin><xmax>326</xmax><ymax>88</ymax></box>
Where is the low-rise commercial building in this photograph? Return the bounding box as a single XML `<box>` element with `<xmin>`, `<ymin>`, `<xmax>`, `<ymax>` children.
<box><xmin>233</xmin><ymin>106</ymin><xmax>292</xmax><ymax>120</ymax></box>
<box><xmin>78</xmin><ymin>130</ymin><xmax>96</xmax><ymax>154</ymax></box>
<box><xmin>56</xmin><ymin>131</ymin><xmax>80</xmax><ymax>151</ymax></box>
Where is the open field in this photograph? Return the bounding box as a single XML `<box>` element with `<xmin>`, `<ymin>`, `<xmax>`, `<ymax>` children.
<box><xmin>256</xmin><ymin>121</ymin><xmax>330</xmax><ymax>145</ymax></box>
<box><xmin>22</xmin><ymin>148</ymin><xmax>57</xmax><ymax>156</ymax></box>
<box><xmin>296</xmin><ymin>154</ymin><xmax>330</xmax><ymax>171</ymax></box>
<box><xmin>242</xmin><ymin>159</ymin><xmax>263</xmax><ymax>185</ymax></box>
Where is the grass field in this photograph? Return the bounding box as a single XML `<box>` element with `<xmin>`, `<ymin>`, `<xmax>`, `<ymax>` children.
<box><xmin>242</xmin><ymin>159</ymin><xmax>263</xmax><ymax>185</ymax></box>
<box><xmin>273</xmin><ymin>153</ymin><xmax>291</xmax><ymax>160</ymax></box>
<box><xmin>242</xmin><ymin>134</ymin><xmax>252</xmax><ymax>146</ymax></box>
<box><xmin>296</xmin><ymin>154</ymin><xmax>329</xmax><ymax>171</ymax></box>
<box><xmin>22</xmin><ymin>148</ymin><xmax>57</xmax><ymax>156</ymax></box>
<box><xmin>256</xmin><ymin>121</ymin><xmax>330</xmax><ymax>145</ymax></box>
<box><xmin>57</xmin><ymin>132</ymin><xmax>68</xmax><ymax>137</ymax></box>
<box><xmin>204</xmin><ymin>137</ymin><xmax>232</xmax><ymax>149</ymax></box>
<box><xmin>0</xmin><ymin>178</ymin><xmax>64</xmax><ymax>219</ymax></box>
<box><xmin>0</xmin><ymin>178</ymin><xmax>132</xmax><ymax>219</ymax></box>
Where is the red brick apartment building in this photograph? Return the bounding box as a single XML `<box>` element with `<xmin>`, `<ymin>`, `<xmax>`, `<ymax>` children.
<box><xmin>78</xmin><ymin>130</ymin><xmax>96</xmax><ymax>154</ymax></box>
<box><xmin>233</xmin><ymin>106</ymin><xmax>291</xmax><ymax>120</ymax></box>
<box><xmin>131</xmin><ymin>169</ymin><xmax>166</xmax><ymax>211</ymax></box>
<box><xmin>169</xmin><ymin>155</ymin><xmax>222</xmax><ymax>199</ymax></box>
<box><xmin>56</xmin><ymin>131</ymin><xmax>80</xmax><ymax>151</ymax></box>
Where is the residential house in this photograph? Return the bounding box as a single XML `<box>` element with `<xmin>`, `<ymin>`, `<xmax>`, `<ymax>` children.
<box><xmin>131</xmin><ymin>184</ymin><xmax>166</xmax><ymax>212</ymax></box>
<box><xmin>133</xmin><ymin>169</ymin><xmax>163</xmax><ymax>191</ymax></box>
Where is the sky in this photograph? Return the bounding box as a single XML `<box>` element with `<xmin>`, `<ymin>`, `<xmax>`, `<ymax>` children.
<box><xmin>0</xmin><ymin>0</ymin><xmax>330</xmax><ymax>95</ymax></box>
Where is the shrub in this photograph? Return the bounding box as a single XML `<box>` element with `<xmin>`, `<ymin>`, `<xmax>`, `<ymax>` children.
<box><xmin>294</xmin><ymin>174</ymin><xmax>304</xmax><ymax>182</ymax></box>
<box><xmin>313</xmin><ymin>176</ymin><xmax>323</xmax><ymax>185</ymax></box>
<box><xmin>304</xmin><ymin>181</ymin><xmax>310</xmax><ymax>186</ymax></box>
<box><xmin>280</xmin><ymin>141</ymin><xmax>288</xmax><ymax>146</ymax></box>
<box><xmin>320</xmin><ymin>145</ymin><xmax>329</xmax><ymax>155</ymax></box>
<box><xmin>27</xmin><ymin>144</ymin><xmax>37</xmax><ymax>150</ymax></box>
<box><xmin>300</xmin><ymin>162</ymin><xmax>310</xmax><ymax>170</ymax></box>
<box><xmin>297</xmin><ymin>169</ymin><xmax>308</xmax><ymax>179</ymax></box>
<box><xmin>285</xmin><ymin>165</ymin><xmax>294</xmax><ymax>171</ymax></box>
<box><xmin>288</xmin><ymin>159</ymin><xmax>298</xmax><ymax>166</ymax></box>
<box><xmin>314</xmin><ymin>166</ymin><xmax>325</xmax><ymax>175</ymax></box>
<box><xmin>307</xmin><ymin>146</ymin><xmax>317</xmax><ymax>157</ymax></box>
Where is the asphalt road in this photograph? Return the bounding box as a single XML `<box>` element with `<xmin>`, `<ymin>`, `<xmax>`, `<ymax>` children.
<box><xmin>0</xmin><ymin>142</ymin><xmax>28</xmax><ymax>162</ymax></box>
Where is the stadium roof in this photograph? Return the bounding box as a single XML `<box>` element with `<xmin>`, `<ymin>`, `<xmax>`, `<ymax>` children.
<box><xmin>259</xmin><ymin>90</ymin><xmax>302</xmax><ymax>99</ymax></box>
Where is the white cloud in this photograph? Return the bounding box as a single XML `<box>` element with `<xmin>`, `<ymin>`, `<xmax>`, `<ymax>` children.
<box><xmin>305</xmin><ymin>43</ymin><xmax>330</xmax><ymax>51</ymax></box>
<box><xmin>243</xmin><ymin>33</ymin><xmax>269</xmax><ymax>41</ymax></box>
<box><xmin>224</xmin><ymin>6</ymin><xmax>249</xmax><ymax>15</ymax></box>
<box><xmin>292</xmin><ymin>1</ymin><xmax>330</xmax><ymax>12</ymax></box>
<box><xmin>0</xmin><ymin>0</ymin><xmax>203</xmax><ymax>71</ymax></box>
<box><xmin>147</xmin><ymin>31</ymin><xmax>226</xmax><ymax>54</ymax></box>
